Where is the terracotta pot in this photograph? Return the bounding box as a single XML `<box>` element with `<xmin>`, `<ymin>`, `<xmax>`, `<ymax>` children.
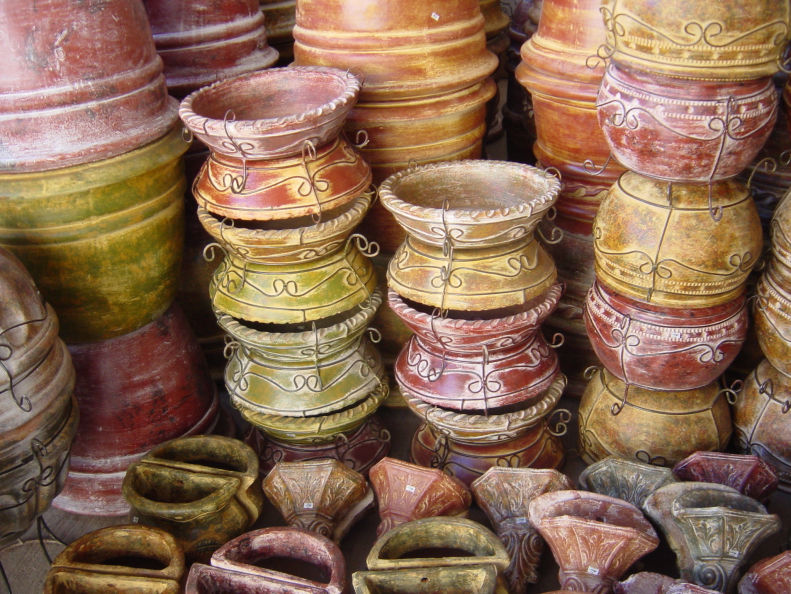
<box><xmin>770</xmin><ymin>191</ymin><xmax>791</xmax><ymax>271</ymax></box>
<box><xmin>578</xmin><ymin>368</ymin><xmax>732</xmax><ymax>467</ymax></box>
<box><xmin>123</xmin><ymin>435</ymin><xmax>263</xmax><ymax>562</ymax></box>
<box><xmin>43</xmin><ymin>525</ymin><xmax>184</xmax><ymax>594</ymax></box>
<box><xmin>292</xmin><ymin>0</ymin><xmax>498</xmax><ymax>102</ymax></box>
<box><xmin>528</xmin><ymin>490</ymin><xmax>659</xmax><ymax>592</ymax></box>
<box><xmin>263</xmin><ymin>459</ymin><xmax>374</xmax><ymax>541</ymax></box>
<box><xmin>598</xmin><ymin>63</ymin><xmax>777</xmax><ymax>183</ymax></box>
<box><xmin>0</xmin><ymin>0</ymin><xmax>178</xmax><ymax>173</ymax></box>
<box><xmin>480</xmin><ymin>0</ymin><xmax>510</xmax><ymax>39</ymax></box>
<box><xmin>143</xmin><ymin>0</ymin><xmax>279</xmax><ymax>98</ymax></box>
<box><xmin>643</xmin><ymin>482</ymin><xmax>781</xmax><ymax>593</ymax></box>
<box><xmin>600</xmin><ymin>0</ymin><xmax>791</xmax><ymax>81</ymax></box>
<box><xmin>368</xmin><ymin>457</ymin><xmax>472</xmax><ymax>536</ymax></box>
<box><xmin>593</xmin><ymin>171</ymin><xmax>763</xmax><ymax>307</ymax></box>
<box><xmin>0</xmin><ymin>126</ymin><xmax>189</xmax><ymax>343</ymax></box>
<box><xmin>578</xmin><ymin>455</ymin><xmax>677</xmax><ymax>509</ymax></box>
<box><xmin>615</xmin><ymin>572</ymin><xmax>720</xmax><ymax>594</ymax></box>
<box><xmin>471</xmin><ymin>468</ymin><xmax>573</xmax><ymax>591</ymax></box>
<box><xmin>261</xmin><ymin>0</ymin><xmax>296</xmax><ymax>50</ymax></box>
<box><xmin>353</xmin><ymin>565</ymin><xmax>502</xmax><ymax>594</ymax></box>
<box><xmin>584</xmin><ymin>279</ymin><xmax>749</xmax><ymax>390</ymax></box>
<box><xmin>53</xmin><ymin>304</ymin><xmax>218</xmax><ymax>516</ymax></box>
<box><xmin>672</xmin><ymin>451</ymin><xmax>779</xmax><ymax>502</ymax></box>
<box><xmin>753</xmin><ymin>266</ymin><xmax>791</xmax><ymax>375</ymax></box>
<box><xmin>739</xmin><ymin>550</ymin><xmax>791</xmax><ymax>594</ymax></box>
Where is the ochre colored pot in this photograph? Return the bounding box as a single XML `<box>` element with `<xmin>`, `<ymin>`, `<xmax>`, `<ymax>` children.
<box><xmin>753</xmin><ymin>266</ymin><xmax>791</xmax><ymax>376</ymax></box>
<box><xmin>261</xmin><ymin>0</ymin><xmax>297</xmax><ymax>48</ymax></box>
<box><xmin>739</xmin><ymin>550</ymin><xmax>791</xmax><ymax>594</ymax></box>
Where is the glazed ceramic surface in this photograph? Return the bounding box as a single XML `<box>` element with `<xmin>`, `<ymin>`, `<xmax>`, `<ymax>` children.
<box><xmin>672</xmin><ymin>451</ymin><xmax>779</xmax><ymax>501</ymax></box>
<box><xmin>578</xmin><ymin>455</ymin><xmax>676</xmax><ymax>509</ymax></box>
<box><xmin>738</xmin><ymin>550</ymin><xmax>791</xmax><ymax>594</ymax></box>
<box><xmin>753</xmin><ymin>266</ymin><xmax>791</xmax><ymax>375</ymax></box>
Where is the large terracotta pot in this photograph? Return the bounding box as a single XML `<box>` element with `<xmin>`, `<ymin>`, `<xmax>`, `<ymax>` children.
<box><xmin>598</xmin><ymin>63</ymin><xmax>777</xmax><ymax>183</ymax></box>
<box><xmin>578</xmin><ymin>368</ymin><xmax>732</xmax><ymax>467</ymax></box>
<box><xmin>753</xmin><ymin>266</ymin><xmax>791</xmax><ymax>375</ymax></box>
<box><xmin>53</xmin><ymin>305</ymin><xmax>218</xmax><ymax>516</ymax></box>
<box><xmin>585</xmin><ymin>279</ymin><xmax>748</xmax><ymax>390</ymax></box>
<box><xmin>292</xmin><ymin>0</ymin><xmax>498</xmax><ymax>102</ymax></box>
<box><xmin>0</xmin><ymin>126</ymin><xmax>189</xmax><ymax>343</ymax></box>
<box><xmin>143</xmin><ymin>0</ymin><xmax>279</xmax><ymax>98</ymax></box>
<box><xmin>600</xmin><ymin>0</ymin><xmax>791</xmax><ymax>81</ymax></box>
<box><xmin>593</xmin><ymin>171</ymin><xmax>763</xmax><ymax>307</ymax></box>
<box><xmin>0</xmin><ymin>0</ymin><xmax>178</xmax><ymax>172</ymax></box>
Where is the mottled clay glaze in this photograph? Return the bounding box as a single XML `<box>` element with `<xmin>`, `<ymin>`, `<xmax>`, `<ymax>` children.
<box><xmin>753</xmin><ymin>265</ymin><xmax>791</xmax><ymax>376</ymax></box>
<box><xmin>615</xmin><ymin>572</ymin><xmax>720</xmax><ymax>593</ymax></box>
<box><xmin>353</xmin><ymin>565</ymin><xmax>501</xmax><ymax>594</ymax></box>
<box><xmin>672</xmin><ymin>451</ymin><xmax>778</xmax><ymax>502</ymax></box>
<box><xmin>578</xmin><ymin>456</ymin><xmax>676</xmax><ymax>509</ymax></box>
<box><xmin>739</xmin><ymin>550</ymin><xmax>791</xmax><ymax>594</ymax></box>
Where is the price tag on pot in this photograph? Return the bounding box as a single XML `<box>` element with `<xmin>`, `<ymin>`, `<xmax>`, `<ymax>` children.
<box><xmin>405</xmin><ymin>485</ymin><xmax>416</xmax><ymax>493</ymax></box>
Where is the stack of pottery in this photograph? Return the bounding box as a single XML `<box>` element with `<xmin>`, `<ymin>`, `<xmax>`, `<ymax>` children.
<box><xmin>516</xmin><ymin>0</ymin><xmax>625</xmax><ymax>397</ymax></box>
<box><xmin>179</xmin><ymin>66</ymin><xmax>391</xmax><ymax>475</ymax></box>
<box><xmin>380</xmin><ymin>159</ymin><xmax>568</xmax><ymax>486</ymax></box>
<box><xmin>259</xmin><ymin>0</ymin><xmax>297</xmax><ymax>64</ymax></box>
<box><xmin>579</xmin><ymin>1</ymin><xmax>790</xmax><ymax>467</ymax></box>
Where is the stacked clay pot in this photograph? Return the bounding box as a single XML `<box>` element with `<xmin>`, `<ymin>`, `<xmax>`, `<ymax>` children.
<box><xmin>381</xmin><ymin>160</ymin><xmax>568</xmax><ymax>486</ymax></box>
<box><xmin>260</xmin><ymin>0</ymin><xmax>297</xmax><ymax>65</ymax></box>
<box><xmin>179</xmin><ymin>66</ymin><xmax>391</xmax><ymax>476</ymax></box>
<box><xmin>578</xmin><ymin>1</ymin><xmax>790</xmax><ymax>467</ymax></box>
<box><xmin>516</xmin><ymin>0</ymin><xmax>625</xmax><ymax>397</ymax></box>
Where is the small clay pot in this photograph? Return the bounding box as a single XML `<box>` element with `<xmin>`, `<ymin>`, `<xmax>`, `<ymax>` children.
<box><xmin>578</xmin><ymin>456</ymin><xmax>677</xmax><ymax>509</ymax></box>
<box><xmin>672</xmin><ymin>451</ymin><xmax>779</xmax><ymax>502</ymax></box>
<box><xmin>739</xmin><ymin>550</ymin><xmax>791</xmax><ymax>594</ymax></box>
<box><xmin>753</xmin><ymin>267</ymin><xmax>791</xmax><ymax>375</ymax></box>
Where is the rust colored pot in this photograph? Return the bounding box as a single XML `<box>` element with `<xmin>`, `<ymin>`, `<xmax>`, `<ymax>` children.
<box><xmin>585</xmin><ymin>279</ymin><xmax>748</xmax><ymax>390</ymax></box>
<box><xmin>0</xmin><ymin>0</ymin><xmax>178</xmax><ymax>173</ymax></box>
<box><xmin>598</xmin><ymin>63</ymin><xmax>777</xmax><ymax>183</ymax></box>
<box><xmin>293</xmin><ymin>0</ymin><xmax>498</xmax><ymax>102</ymax></box>
<box><xmin>578</xmin><ymin>368</ymin><xmax>732</xmax><ymax>467</ymax></box>
<box><xmin>143</xmin><ymin>0</ymin><xmax>279</xmax><ymax>98</ymax></box>
<box><xmin>53</xmin><ymin>304</ymin><xmax>218</xmax><ymax>516</ymax></box>
<box><xmin>739</xmin><ymin>550</ymin><xmax>791</xmax><ymax>594</ymax></box>
<box><xmin>753</xmin><ymin>265</ymin><xmax>791</xmax><ymax>376</ymax></box>
<box><xmin>672</xmin><ymin>451</ymin><xmax>779</xmax><ymax>502</ymax></box>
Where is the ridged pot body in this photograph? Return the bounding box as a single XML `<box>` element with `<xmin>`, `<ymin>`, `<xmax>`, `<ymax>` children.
<box><xmin>753</xmin><ymin>266</ymin><xmax>791</xmax><ymax>375</ymax></box>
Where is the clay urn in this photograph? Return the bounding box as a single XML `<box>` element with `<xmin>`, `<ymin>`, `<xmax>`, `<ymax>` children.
<box><xmin>262</xmin><ymin>459</ymin><xmax>374</xmax><ymax>542</ymax></box>
<box><xmin>528</xmin><ymin>490</ymin><xmax>660</xmax><ymax>592</ymax></box>
<box><xmin>43</xmin><ymin>525</ymin><xmax>184</xmax><ymax>594</ymax></box>
<box><xmin>753</xmin><ymin>265</ymin><xmax>791</xmax><ymax>376</ymax></box>
<box><xmin>615</xmin><ymin>572</ymin><xmax>720</xmax><ymax>593</ymax></box>
<box><xmin>578</xmin><ymin>456</ymin><xmax>676</xmax><ymax>509</ymax></box>
<box><xmin>471</xmin><ymin>467</ymin><xmax>573</xmax><ymax>592</ymax></box>
<box><xmin>643</xmin><ymin>482</ymin><xmax>781</xmax><ymax>593</ymax></box>
<box><xmin>368</xmin><ymin>457</ymin><xmax>472</xmax><ymax>536</ymax></box>
<box><xmin>0</xmin><ymin>0</ymin><xmax>178</xmax><ymax>173</ymax></box>
<box><xmin>738</xmin><ymin>550</ymin><xmax>791</xmax><ymax>594</ymax></box>
<box><xmin>770</xmin><ymin>191</ymin><xmax>791</xmax><ymax>280</ymax></box>
<box><xmin>672</xmin><ymin>451</ymin><xmax>779</xmax><ymax>502</ymax></box>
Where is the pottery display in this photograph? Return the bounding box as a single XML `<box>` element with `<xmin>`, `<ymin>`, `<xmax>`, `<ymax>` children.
<box><xmin>578</xmin><ymin>368</ymin><xmax>732</xmax><ymax>466</ymax></box>
<box><xmin>615</xmin><ymin>572</ymin><xmax>719</xmax><ymax>593</ymax></box>
<box><xmin>593</xmin><ymin>171</ymin><xmax>762</xmax><ymax>307</ymax></box>
<box><xmin>528</xmin><ymin>490</ymin><xmax>660</xmax><ymax>592</ymax></box>
<box><xmin>368</xmin><ymin>457</ymin><xmax>472</xmax><ymax>536</ymax></box>
<box><xmin>578</xmin><ymin>456</ymin><xmax>677</xmax><ymax>509</ymax></box>
<box><xmin>263</xmin><ymin>459</ymin><xmax>374</xmax><ymax>541</ymax></box>
<box><xmin>584</xmin><ymin>279</ymin><xmax>749</xmax><ymax>390</ymax></box>
<box><xmin>0</xmin><ymin>0</ymin><xmax>178</xmax><ymax>172</ymax></box>
<box><xmin>738</xmin><ymin>550</ymin><xmax>791</xmax><ymax>594</ymax></box>
<box><xmin>471</xmin><ymin>467</ymin><xmax>573</xmax><ymax>591</ymax></box>
<box><xmin>644</xmin><ymin>482</ymin><xmax>781</xmax><ymax>593</ymax></box>
<box><xmin>672</xmin><ymin>451</ymin><xmax>779</xmax><ymax>502</ymax></box>
<box><xmin>43</xmin><ymin>525</ymin><xmax>184</xmax><ymax>594</ymax></box>
<box><xmin>0</xmin><ymin>126</ymin><xmax>189</xmax><ymax>343</ymax></box>
<box><xmin>753</xmin><ymin>266</ymin><xmax>791</xmax><ymax>375</ymax></box>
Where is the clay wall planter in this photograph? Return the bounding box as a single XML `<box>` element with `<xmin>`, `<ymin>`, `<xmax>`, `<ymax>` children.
<box><xmin>43</xmin><ymin>525</ymin><xmax>184</xmax><ymax>594</ymax></box>
<box><xmin>578</xmin><ymin>368</ymin><xmax>732</xmax><ymax>467</ymax></box>
<box><xmin>353</xmin><ymin>565</ymin><xmax>501</xmax><ymax>594</ymax></box>
<box><xmin>753</xmin><ymin>266</ymin><xmax>791</xmax><ymax>375</ymax></box>
<box><xmin>593</xmin><ymin>171</ymin><xmax>763</xmax><ymax>307</ymax></box>
<box><xmin>584</xmin><ymin>279</ymin><xmax>748</xmax><ymax>390</ymax></box>
<box><xmin>53</xmin><ymin>304</ymin><xmax>218</xmax><ymax>516</ymax></box>
<box><xmin>739</xmin><ymin>550</ymin><xmax>791</xmax><ymax>594</ymax></box>
<box><xmin>261</xmin><ymin>0</ymin><xmax>297</xmax><ymax>51</ymax></box>
<box><xmin>578</xmin><ymin>456</ymin><xmax>677</xmax><ymax>509</ymax></box>
<box><xmin>615</xmin><ymin>572</ymin><xmax>720</xmax><ymax>593</ymax></box>
<box><xmin>600</xmin><ymin>0</ymin><xmax>791</xmax><ymax>81</ymax></box>
<box><xmin>0</xmin><ymin>0</ymin><xmax>178</xmax><ymax>172</ymax></box>
<box><xmin>672</xmin><ymin>451</ymin><xmax>779</xmax><ymax>502</ymax></box>
<box><xmin>0</xmin><ymin>126</ymin><xmax>189</xmax><ymax>343</ymax></box>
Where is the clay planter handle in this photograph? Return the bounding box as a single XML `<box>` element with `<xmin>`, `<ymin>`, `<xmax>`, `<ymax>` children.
<box><xmin>672</xmin><ymin>451</ymin><xmax>779</xmax><ymax>502</ymax></box>
<box><xmin>352</xmin><ymin>565</ymin><xmax>499</xmax><ymax>594</ymax></box>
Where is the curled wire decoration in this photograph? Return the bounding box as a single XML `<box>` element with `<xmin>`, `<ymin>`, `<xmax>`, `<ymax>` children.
<box><xmin>537</xmin><ymin>206</ymin><xmax>563</xmax><ymax>245</ymax></box>
<box><xmin>719</xmin><ymin>378</ymin><xmax>744</xmax><ymax>406</ymax></box>
<box><xmin>181</xmin><ymin>125</ymin><xmax>194</xmax><ymax>144</ymax></box>
<box><xmin>586</xmin><ymin>42</ymin><xmax>616</xmax><ymax>70</ymax></box>
<box><xmin>300</xmin><ymin>139</ymin><xmax>325</xmax><ymax>225</ymax></box>
<box><xmin>223</xmin><ymin>337</ymin><xmax>240</xmax><ymax>360</ymax></box>
<box><xmin>746</xmin><ymin>157</ymin><xmax>780</xmax><ymax>191</ymax></box>
<box><xmin>353</xmin><ymin>129</ymin><xmax>370</xmax><ymax>149</ymax></box>
<box><xmin>584</xmin><ymin>365</ymin><xmax>601</xmax><ymax>381</ymax></box>
<box><xmin>548</xmin><ymin>408</ymin><xmax>572</xmax><ymax>437</ymax></box>
<box><xmin>366</xmin><ymin>327</ymin><xmax>382</xmax><ymax>344</ymax></box>
<box><xmin>635</xmin><ymin>450</ymin><xmax>668</xmax><ymax>467</ymax></box>
<box><xmin>218</xmin><ymin>109</ymin><xmax>256</xmax><ymax>161</ymax></box>
<box><xmin>548</xmin><ymin>332</ymin><xmax>565</xmax><ymax>349</ymax></box>
<box><xmin>583</xmin><ymin>153</ymin><xmax>614</xmax><ymax>177</ymax></box>
<box><xmin>0</xmin><ymin>308</ymin><xmax>48</xmax><ymax>412</ymax></box>
<box><xmin>610</xmin><ymin>381</ymin><xmax>630</xmax><ymax>416</ymax></box>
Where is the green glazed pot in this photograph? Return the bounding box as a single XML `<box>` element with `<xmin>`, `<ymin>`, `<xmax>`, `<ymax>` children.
<box><xmin>0</xmin><ymin>126</ymin><xmax>189</xmax><ymax>343</ymax></box>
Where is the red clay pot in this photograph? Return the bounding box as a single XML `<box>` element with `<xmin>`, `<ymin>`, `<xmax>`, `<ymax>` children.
<box><xmin>672</xmin><ymin>451</ymin><xmax>779</xmax><ymax>502</ymax></box>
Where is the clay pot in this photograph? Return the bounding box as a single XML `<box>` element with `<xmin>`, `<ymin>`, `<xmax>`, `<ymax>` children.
<box><xmin>180</xmin><ymin>66</ymin><xmax>360</xmax><ymax>160</ymax></box>
<box><xmin>143</xmin><ymin>0</ymin><xmax>279</xmax><ymax>98</ymax></box>
<box><xmin>672</xmin><ymin>451</ymin><xmax>779</xmax><ymax>501</ymax></box>
<box><xmin>53</xmin><ymin>305</ymin><xmax>218</xmax><ymax>516</ymax></box>
<box><xmin>368</xmin><ymin>457</ymin><xmax>472</xmax><ymax>536</ymax></box>
<box><xmin>753</xmin><ymin>267</ymin><xmax>791</xmax><ymax>375</ymax></box>
<box><xmin>528</xmin><ymin>490</ymin><xmax>660</xmax><ymax>592</ymax></box>
<box><xmin>261</xmin><ymin>0</ymin><xmax>297</xmax><ymax>51</ymax></box>
<box><xmin>593</xmin><ymin>171</ymin><xmax>763</xmax><ymax>307</ymax></box>
<box><xmin>615</xmin><ymin>572</ymin><xmax>720</xmax><ymax>594</ymax></box>
<box><xmin>292</xmin><ymin>0</ymin><xmax>498</xmax><ymax>102</ymax></box>
<box><xmin>578</xmin><ymin>456</ymin><xmax>677</xmax><ymax>509</ymax></box>
<box><xmin>471</xmin><ymin>468</ymin><xmax>573</xmax><ymax>591</ymax></box>
<box><xmin>584</xmin><ymin>279</ymin><xmax>749</xmax><ymax>390</ymax></box>
<box><xmin>43</xmin><ymin>525</ymin><xmax>184</xmax><ymax>594</ymax></box>
<box><xmin>643</xmin><ymin>482</ymin><xmax>781</xmax><ymax>593</ymax></box>
<box><xmin>0</xmin><ymin>126</ymin><xmax>189</xmax><ymax>343</ymax></box>
<box><xmin>353</xmin><ymin>565</ymin><xmax>501</xmax><ymax>594</ymax></box>
<box><xmin>600</xmin><ymin>0</ymin><xmax>791</xmax><ymax>80</ymax></box>
<box><xmin>123</xmin><ymin>436</ymin><xmax>263</xmax><ymax>562</ymax></box>
<box><xmin>599</xmin><ymin>64</ymin><xmax>777</xmax><ymax>183</ymax></box>
<box><xmin>739</xmin><ymin>550</ymin><xmax>791</xmax><ymax>594</ymax></box>
<box><xmin>263</xmin><ymin>459</ymin><xmax>374</xmax><ymax>541</ymax></box>
<box><xmin>0</xmin><ymin>0</ymin><xmax>178</xmax><ymax>173</ymax></box>
<box><xmin>770</xmin><ymin>192</ymin><xmax>791</xmax><ymax>271</ymax></box>
<box><xmin>480</xmin><ymin>0</ymin><xmax>510</xmax><ymax>40</ymax></box>
<box><xmin>578</xmin><ymin>368</ymin><xmax>732</xmax><ymax>467</ymax></box>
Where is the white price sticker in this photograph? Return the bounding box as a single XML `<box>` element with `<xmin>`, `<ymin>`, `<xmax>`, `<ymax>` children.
<box><xmin>405</xmin><ymin>485</ymin><xmax>416</xmax><ymax>493</ymax></box>
<box><xmin>303</xmin><ymin>502</ymin><xmax>314</xmax><ymax>509</ymax></box>
<box><xmin>587</xmin><ymin>566</ymin><xmax>600</xmax><ymax>576</ymax></box>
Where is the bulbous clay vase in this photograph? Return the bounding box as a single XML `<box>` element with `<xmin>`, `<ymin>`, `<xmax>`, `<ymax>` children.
<box><xmin>593</xmin><ymin>171</ymin><xmax>763</xmax><ymax>307</ymax></box>
<box><xmin>0</xmin><ymin>126</ymin><xmax>189</xmax><ymax>343</ymax></box>
<box><xmin>43</xmin><ymin>525</ymin><xmax>185</xmax><ymax>594</ymax></box>
<box><xmin>471</xmin><ymin>467</ymin><xmax>573</xmax><ymax>592</ymax></box>
<box><xmin>578</xmin><ymin>368</ymin><xmax>732</xmax><ymax>467</ymax></box>
<box><xmin>770</xmin><ymin>192</ymin><xmax>791</xmax><ymax>279</ymax></box>
<box><xmin>53</xmin><ymin>305</ymin><xmax>218</xmax><ymax>516</ymax></box>
<box><xmin>672</xmin><ymin>451</ymin><xmax>779</xmax><ymax>502</ymax></box>
<box><xmin>739</xmin><ymin>550</ymin><xmax>791</xmax><ymax>594</ymax></box>
<box><xmin>528</xmin><ymin>490</ymin><xmax>660</xmax><ymax>592</ymax></box>
<box><xmin>368</xmin><ymin>457</ymin><xmax>472</xmax><ymax>536</ymax></box>
<box><xmin>600</xmin><ymin>0</ymin><xmax>791</xmax><ymax>81</ymax></box>
<box><xmin>643</xmin><ymin>482</ymin><xmax>781</xmax><ymax>593</ymax></box>
<box><xmin>0</xmin><ymin>0</ymin><xmax>178</xmax><ymax>172</ymax></box>
<box><xmin>753</xmin><ymin>266</ymin><xmax>791</xmax><ymax>375</ymax></box>
<box><xmin>584</xmin><ymin>279</ymin><xmax>748</xmax><ymax>390</ymax></box>
<box><xmin>578</xmin><ymin>456</ymin><xmax>676</xmax><ymax>509</ymax></box>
